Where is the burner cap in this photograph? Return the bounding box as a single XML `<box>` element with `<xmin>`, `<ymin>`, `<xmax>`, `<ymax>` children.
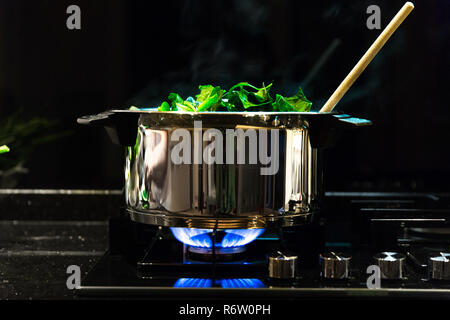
<box><xmin>187</xmin><ymin>246</ymin><xmax>247</xmax><ymax>262</ymax></box>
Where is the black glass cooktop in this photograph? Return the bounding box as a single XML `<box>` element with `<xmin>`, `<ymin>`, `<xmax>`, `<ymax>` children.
<box><xmin>77</xmin><ymin>192</ymin><xmax>450</xmax><ymax>299</ymax></box>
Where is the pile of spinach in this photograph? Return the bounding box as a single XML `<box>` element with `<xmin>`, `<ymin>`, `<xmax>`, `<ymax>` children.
<box><xmin>156</xmin><ymin>82</ymin><xmax>312</xmax><ymax>112</ymax></box>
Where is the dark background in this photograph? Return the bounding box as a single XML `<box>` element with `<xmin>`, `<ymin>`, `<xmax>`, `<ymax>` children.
<box><xmin>0</xmin><ymin>0</ymin><xmax>448</xmax><ymax>192</ymax></box>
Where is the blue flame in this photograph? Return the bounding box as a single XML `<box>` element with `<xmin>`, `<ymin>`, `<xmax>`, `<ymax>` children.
<box><xmin>220</xmin><ymin>278</ymin><xmax>265</xmax><ymax>288</ymax></box>
<box><xmin>221</xmin><ymin>229</ymin><xmax>265</xmax><ymax>247</ymax></box>
<box><xmin>174</xmin><ymin>278</ymin><xmax>265</xmax><ymax>288</ymax></box>
<box><xmin>170</xmin><ymin>228</ymin><xmax>213</xmax><ymax>248</ymax></box>
<box><xmin>170</xmin><ymin>228</ymin><xmax>265</xmax><ymax>248</ymax></box>
<box><xmin>173</xmin><ymin>278</ymin><xmax>213</xmax><ymax>288</ymax></box>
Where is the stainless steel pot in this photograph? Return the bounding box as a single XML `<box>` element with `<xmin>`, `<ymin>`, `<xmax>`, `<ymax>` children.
<box><xmin>78</xmin><ymin>110</ymin><xmax>371</xmax><ymax>229</ymax></box>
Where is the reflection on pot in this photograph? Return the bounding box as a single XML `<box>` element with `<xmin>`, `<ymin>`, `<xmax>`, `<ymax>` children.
<box><xmin>125</xmin><ymin>123</ymin><xmax>320</xmax><ymax>228</ymax></box>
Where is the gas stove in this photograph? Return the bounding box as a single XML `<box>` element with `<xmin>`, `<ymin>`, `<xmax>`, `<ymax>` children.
<box><xmin>76</xmin><ymin>192</ymin><xmax>450</xmax><ymax>299</ymax></box>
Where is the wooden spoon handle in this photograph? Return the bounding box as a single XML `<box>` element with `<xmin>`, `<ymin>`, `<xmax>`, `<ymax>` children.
<box><xmin>320</xmin><ymin>2</ymin><xmax>414</xmax><ymax>113</ymax></box>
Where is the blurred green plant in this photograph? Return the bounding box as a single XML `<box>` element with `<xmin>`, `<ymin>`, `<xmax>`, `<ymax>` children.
<box><xmin>0</xmin><ymin>110</ymin><xmax>71</xmax><ymax>186</ymax></box>
<box><xmin>0</xmin><ymin>145</ymin><xmax>9</xmax><ymax>154</ymax></box>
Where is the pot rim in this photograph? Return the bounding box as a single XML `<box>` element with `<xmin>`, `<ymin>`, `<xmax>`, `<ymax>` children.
<box><xmin>119</xmin><ymin>109</ymin><xmax>351</xmax><ymax>130</ymax></box>
<box><xmin>127</xmin><ymin>208</ymin><xmax>314</xmax><ymax>229</ymax></box>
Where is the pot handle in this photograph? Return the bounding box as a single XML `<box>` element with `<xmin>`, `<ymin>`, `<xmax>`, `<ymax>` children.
<box><xmin>77</xmin><ymin>111</ymin><xmax>115</xmax><ymax>126</ymax></box>
<box><xmin>77</xmin><ymin>111</ymin><xmax>139</xmax><ymax>146</ymax></box>
<box><xmin>308</xmin><ymin>113</ymin><xmax>372</xmax><ymax>148</ymax></box>
<box><xmin>333</xmin><ymin>114</ymin><xmax>372</xmax><ymax>127</ymax></box>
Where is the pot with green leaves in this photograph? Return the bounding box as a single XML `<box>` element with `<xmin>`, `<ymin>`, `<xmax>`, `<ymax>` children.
<box><xmin>78</xmin><ymin>82</ymin><xmax>371</xmax><ymax>229</ymax></box>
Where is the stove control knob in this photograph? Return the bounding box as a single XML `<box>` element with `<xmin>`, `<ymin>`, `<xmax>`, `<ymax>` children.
<box><xmin>373</xmin><ymin>252</ymin><xmax>406</xmax><ymax>279</ymax></box>
<box><xmin>268</xmin><ymin>251</ymin><xmax>298</xmax><ymax>279</ymax></box>
<box><xmin>320</xmin><ymin>252</ymin><xmax>351</xmax><ymax>279</ymax></box>
<box><xmin>429</xmin><ymin>253</ymin><xmax>450</xmax><ymax>280</ymax></box>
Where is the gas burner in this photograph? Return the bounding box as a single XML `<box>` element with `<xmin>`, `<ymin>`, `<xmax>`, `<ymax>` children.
<box><xmin>187</xmin><ymin>246</ymin><xmax>247</xmax><ymax>262</ymax></box>
<box><xmin>170</xmin><ymin>228</ymin><xmax>265</xmax><ymax>248</ymax></box>
<box><xmin>170</xmin><ymin>228</ymin><xmax>264</xmax><ymax>261</ymax></box>
<box><xmin>170</xmin><ymin>227</ymin><xmax>265</xmax><ymax>261</ymax></box>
